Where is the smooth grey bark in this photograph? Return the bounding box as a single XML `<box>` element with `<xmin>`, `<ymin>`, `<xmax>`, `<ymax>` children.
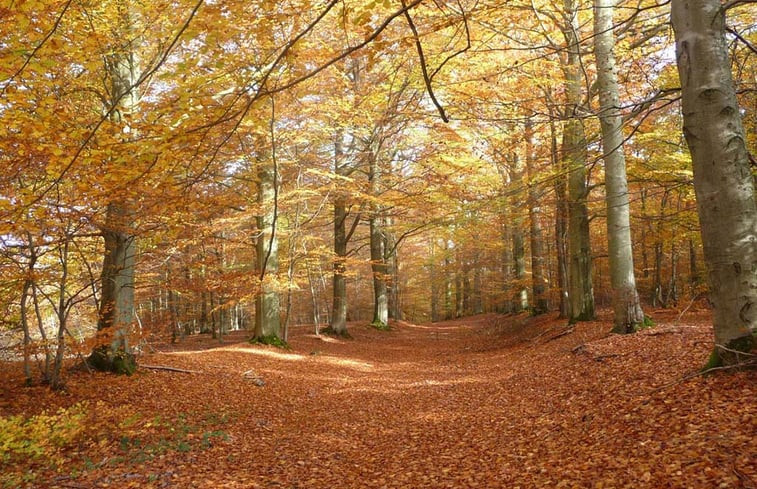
<box><xmin>330</xmin><ymin>132</ymin><xmax>351</xmax><ymax>336</ymax></box>
<box><xmin>90</xmin><ymin>15</ymin><xmax>139</xmax><ymax>374</ymax></box>
<box><xmin>551</xmin><ymin>116</ymin><xmax>570</xmax><ymax>318</ymax></box>
<box><xmin>672</xmin><ymin>0</ymin><xmax>757</xmax><ymax>365</ymax></box>
<box><xmin>92</xmin><ymin>202</ymin><xmax>136</xmax><ymax>373</ymax></box>
<box><xmin>369</xmin><ymin>154</ymin><xmax>389</xmax><ymax>327</ymax></box>
<box><xmin>593</xmin><ymin>0</ymin><xmax>644</xmax><ymax>333</ymax></box>
<box><xmin>509</xmin><ymin>152</ymin><xmax>529</xmax><ymax>313</ymax></box>
<box><xmin>255</xmin><ymin>158</ymin><xmax>281</xmax><ymax>340</ymax></box>
<box><xmin>562</xmin><ymin>0</ymin><xmax>595</xmax><ymax>322</ymax></box>
<box><xmin>525</xmin><ymin>121</ymin><xmax>549</xmax><ymax>314</ymax></box>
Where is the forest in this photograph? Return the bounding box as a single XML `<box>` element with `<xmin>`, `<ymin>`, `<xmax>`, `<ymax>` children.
<box><xmin>0</xmin><ymin>0</ymin><xmax>755</xmax><ymax>487</ymax></box>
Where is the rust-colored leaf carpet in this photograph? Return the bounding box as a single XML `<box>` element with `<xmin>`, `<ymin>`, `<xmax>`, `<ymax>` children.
<box><xmin>1</xmin><ymin>310</ymin><xmax>755</xmax><ymax>488</ymax></box>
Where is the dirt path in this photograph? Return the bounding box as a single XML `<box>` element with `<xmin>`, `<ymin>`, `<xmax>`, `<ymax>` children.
<box><xmin>2</xmin><ymin>311</ymin><xmax>755</xmax><ymax>488</ymax></box>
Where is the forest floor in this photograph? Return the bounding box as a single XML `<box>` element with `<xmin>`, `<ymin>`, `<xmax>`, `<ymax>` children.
<box><xmin>1</xmin><ymin>308</ymin><xmax>755</xmax><ymax>488</ymax></box>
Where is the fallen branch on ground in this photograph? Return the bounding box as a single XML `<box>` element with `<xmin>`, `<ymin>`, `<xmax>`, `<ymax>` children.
<box><xmin>647</xmin><ymin>359</ymin><xmax>757</xmax><ymax>395</ymax></box>
<box><xmin>140</xmin><ymin>364</ymin><xmax>200</xmax><ymax>374</ymax></box>
<box><xmin>544</xmin><ymin>327</ymin><xmax>574</xmax><ymax>343</ymax></box>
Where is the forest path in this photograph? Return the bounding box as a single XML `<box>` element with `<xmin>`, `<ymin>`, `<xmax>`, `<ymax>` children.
<box><xmin>3</xmin><ymin>310</ymin><xmax>756</xmax><ymax>488</ymax></box>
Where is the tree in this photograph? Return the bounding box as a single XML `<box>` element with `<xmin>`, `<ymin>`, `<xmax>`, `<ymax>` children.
<box><xmin>671</xmin><ymin>0</ymin><xmax>757</xmax><ymax>366</ymax></box>
<box><xmin>255</xmin><ymin>129</ymin><xmax>282</xmax><ymax>341</ymax></box>
<box><xmin>561</xmin><ymin>0</ymin><xmax>595</xmax><ymax>322</ymax></box>
<box><xmin>593</xmin><ymin>0</ymin><xmax>644</xmax><ymax>333</ymax></box>
<box><xmin>88</xmin><ymin>5</ymin><xmax>140</xmax><ymax>375</ymax></box>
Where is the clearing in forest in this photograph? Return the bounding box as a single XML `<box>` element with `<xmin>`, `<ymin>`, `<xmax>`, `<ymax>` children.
<box><xmin>1</xmin><ymin>310</ymin><xmax>755</xmax><ymax>488</ymax></box>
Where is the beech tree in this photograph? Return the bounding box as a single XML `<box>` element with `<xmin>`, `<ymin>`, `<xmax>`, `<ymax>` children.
<box><xmin>593</xmin><ymin>0</ymin><xmax>645</xmax><ymax>333</ymax></box>
<box><xmin>671</xmin><ymin>0</ymin><xmax>757</xmax><ymax>366</ymax></box>
<box><xmin>88</xmin><ymin>5</ymin><xmax>139</xmax><ymax>374</ymax></box>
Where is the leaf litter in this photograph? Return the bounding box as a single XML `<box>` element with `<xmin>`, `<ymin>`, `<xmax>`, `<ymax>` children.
<box><xmin>0</xmin><ymin>309</ymin><xmax>754</xmax><ymax>488</ymax></box>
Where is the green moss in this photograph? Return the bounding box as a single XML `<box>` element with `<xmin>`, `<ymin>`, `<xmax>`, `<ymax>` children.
<box><xmin>319</xmin><ymin>326</ymin><xmax>352</xmax><ymax>339</ymax></box>
<box><xmin>632</xmin><ymin>316</ymin><xmax>655</xmax><ymax>333</ymax></box>
<box><xmin>249</xmin><ymin>335</ymin><xmax>289</xmax><ymax>349</ymax></box>
<box><xmin>370</xmin><ymin>320</ymin><xmax>391</xmax><ymax>331</ymax></box>
<box><xmin>702</xmin><ymin>334</ymin><xmax>756</xmax><ymax>372</ymax></box>
<box><xmin>87</xmin><ymin>346</ymin><xmax>136</xmax><ymax>375</ymax></box>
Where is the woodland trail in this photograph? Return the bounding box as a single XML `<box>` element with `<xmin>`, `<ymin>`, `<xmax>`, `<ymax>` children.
<box><xmin>2</xmin><ymin>310</ymin><xmax>756</xmax><ymax>488</ymax></box>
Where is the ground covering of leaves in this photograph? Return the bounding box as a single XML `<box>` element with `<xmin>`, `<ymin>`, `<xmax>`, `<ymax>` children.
<box><xmin>1</xmin><ymin>309</ymin><xmax>755</xmax><ymax>488</ymax></box>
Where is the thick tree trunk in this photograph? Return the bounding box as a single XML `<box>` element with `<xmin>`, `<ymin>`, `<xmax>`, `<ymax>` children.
<box><xmin>255</xmin><ymin>159</ymin><xmax>281</xmax><ymax>340</ymax></box>
<box><xmin>672</xmin><ymin>0</ymin><xmax>757</xmax><ymax>365</ymax></box>
<box><xmin>91</xmin><ymin>202</ymin><xmax>137</xmax><ymax>374</ymax></box>
<box><xmin>525</xmin><ymin>121</ymin><xmax>548</xmax><ymax>314</ymax></box>
<box><xmin>562</xmin><ymin>0</ymin><xmax>595</xmax><ymax>322</ymax></box>
<box><xmin>330</xmin><ymin>130</ymin><xmax>350</xmax><ymax>336</ymax></box>
<box><xmin>593</xmin><ymin>0</ymin><xmax>644</xmax><ymax>333</ymax></box>
<box><xmin>89</xmin><ymin>16</ymin><xmax>139</xmax><ymax>375</ymax></box>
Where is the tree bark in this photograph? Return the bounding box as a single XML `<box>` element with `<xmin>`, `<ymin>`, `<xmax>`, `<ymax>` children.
<box><xmin>525</xmin><ymin>121</ymin><xmax>549</xmax><ymax>314</ymax></box>
<box><xmin>385</xmin><ymin>225</ymin><xmax>402</xmax><ymax>320</ymax></box>
<box><xmin>562</xmin><ymin>0</ymin><xmax>595</xmax><ymax>322</ymax></box>
<box><xmin>330</xmin><ymin>132</ymin><xmax>349</xmax><ymax>335</ymax></box>
<box><xmin>551</xmin><ymin>117</ymin><xmax>570</xmax><ymax>319</ymax></box>
<box><xmin>509</xmin><ymin>152</ymin><xmax>529</xmax><ymax>313</ymax></box>
<box><xmin>89</xmin><ymin>11</ymin><xmax>139</xmax><ymax>375</ymax></box>
<box><xmin>255</xmin><ymin>155</ymin><xmax>281</xmax><ymax>340</ymax></box>
<box><xmin>672</xmin><ymin>0</ymin><xmax>757</xmax><ymax>365</ymax></box>
<box><xmin>369</xmin><ymin>153</ymin><xmax>389</xmax><ymax>327</ymax></box>
<box><xmin>593</xmin><ymin>0</ymin><xmax>644</xmax><ymax>332</ymax></box>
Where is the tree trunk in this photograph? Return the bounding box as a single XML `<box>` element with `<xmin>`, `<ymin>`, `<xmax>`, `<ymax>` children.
<box><xmin>473</xmin><ymin>251</ymin><xmax>483</xmax><ymax>314</ymax></box>
<box><xmin>551</xmin><ymin>116</ymin><xmax>570</xmax><ymax>318</ymax></box>
<box><xmin>509</xmin><ymin>152</ymin><xmax>529</xmax><ymax>313</ymax></box>
<box><xmin>89</xmin><ymin>15</ymin><xmax>139</xmax><ymax>375</ymax></box>
<box><xmin>369</xmin><ymin>153</ymin><xmax>389</xmax><ymax>327</ymax></box>
<box><xmin>385</xmin><ymin>224</ymin><xmax>402</xmax><ymax>320</ymax></box>
<box><xmin>689</xmin><ymin>238</ymin><xmax>700</xmax><ymax>290</ymax></box>
<box><xmin>672</xmin><ymin>0</ymin><xmax>757</xmax><ymax>365</ymax></box>
<box><xmin>525</xmin><ymin>121</ymin><xmax>548</xmax><ymax>314</ymax></box>
<box><xmin>255</xmin><ymin>154</ymin><xmax>281</xmax><ymax>340</ymax></box>
<box><xmin>330</xmin><ymin>133</ymin><xmax>349</xmax><ymax>336</ymax></box>
<box><xmin>593</xmin><ymin>0</ymin><xmax>644</xmax><ymax>333</ymax></box>
<box><xmin>562</xmin><ymin>0</ymin><xmax>595</xmax><ymax>322</ymax></box>
<box><xmin>91</xmin><ymin>202</ymin><xmax>137</xmax><ymax>374</ymax></box>
<box><xmin>430</xmin><ymin>240</ymin><xmax>441</xmax><ymax>322</ymax></box>
<box><xmin>444</xmin><ymin>241</ymin><xmax>453</xmax><ymax>320</ymax></box>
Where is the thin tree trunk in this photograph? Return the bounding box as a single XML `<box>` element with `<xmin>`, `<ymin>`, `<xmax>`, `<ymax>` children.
<box><xmin>525</xmin><ymin>121</ymin><xmax>548</xmax><ymax>314</ymax></box>
<box><xmin>509</xmin><ymin>152</ymin><xmax>529</xmax><ymax>313</ymax></box>
<box><xmin>689</xmin><ymin>238</ymin><xmax>700</xmax><ymax>290</ymax></box>
<box><xmin>430</xmin><ymin>240</ymin><xmax>440</xmax><ymax>322</ymax></box>
<box><xmin>551</xmin><ymin>116</ymin><xmax>570</xmax><ymax>318</ymax></box>
<box><xmin>385</xmin><ymin>224</ymin><xmax>402</xmax><ymax>320</ymax></box>
<box><xmin>593</xmin><ymin>0</ymin><xmax>644</xmax><ymax>332</ymax></box>
<box><xmin>672</xmin><ymin>0</ymin><xmax>757</xmax><ymax>365</ymax></box>
<box><xmin>444</xmin><ymin>241</ymin><xmax>453</xmax><ymax>320</ymax></box>
<box><xmin>369</xmin><ymin>154</ymin><xmax>389</xmax><ymax>327</ymax></box>
<box><xmin>473</xmin><ymin>251</ymin><xmax>483</xmax><ymax>314</ymax></box>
